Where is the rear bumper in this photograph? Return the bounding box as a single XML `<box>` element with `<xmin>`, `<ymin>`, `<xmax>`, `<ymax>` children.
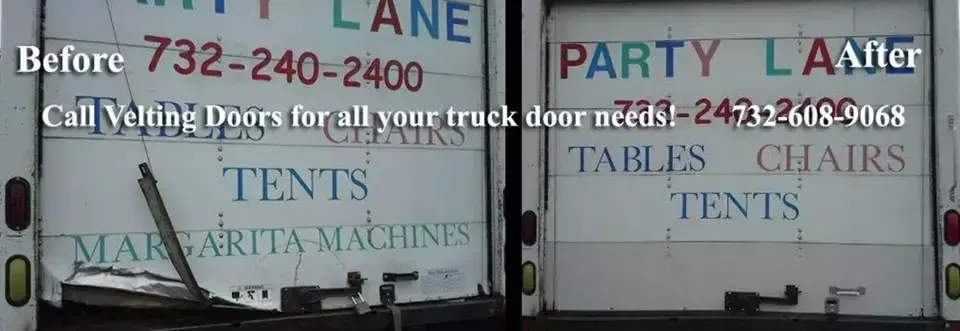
<box><xmin>523</xmin><ymin>311</ymin><xmax>944</xmax><ymax>331</ymax></box>
<box><xmin>41</xmin><ymin>296</ymin><xmax>503</xmax><ymax>331</ymax></box>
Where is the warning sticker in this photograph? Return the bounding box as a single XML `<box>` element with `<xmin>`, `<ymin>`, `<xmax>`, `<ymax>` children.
<box><xmin>229</xmin><ymin>284</ymin><xmax>271</xmax><ymax>305</ymax></box>
<box><xmin>420</xmin><ymin>267</ymin><xmax>465</xmax><ymax>295</ymax></box>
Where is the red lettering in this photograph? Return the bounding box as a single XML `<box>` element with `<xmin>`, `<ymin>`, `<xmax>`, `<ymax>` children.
<box><xmin>757</xmin><ymin>144</ymin><xmax>781</xmax><ymax>171</ymax></box>
<box><xmin>815</xmin><ymin>146</ymin><xmax>840</xmax><ymax>172</ymax></box>
<box><xmin>259</xmin><ymin>0</ymin><xmax>270</xmax><ymax>19</ymax></box>
<box><xmin>371</xmin><ymin>0</ymin><xmax>403</xmax><ymax>35</ymax></box>
<box><xmin>758</xmin><ymin>144</ymin><xmax>906</xmax><ymax>173</ymax></box>
<box><xmin>888</xmin><ymin>144</ymin><xmax>906</xmax><ymax>172</ymax></box>
<box><xmin>784</xmin><ymin>144</ymin><xmax>811</xmax><ymax>171</ymax></box>
<box><xmin>691</xmin><ymin>40</ymin><xmax>721</xmax><ymax>76</ymax></box>
<box><xmin>860</xmin><ymin>144</ymin><xmax>884</xmax><ymax>172</ymax></box>
<box><xmin>322</xmin><ymin>115</ymin><xmax>349</xmax><ymax>144</ymax></box>
<box><xmin>802</xmin><ymin>38</ymin><xmax>836</xmax><ymax>76</ymax></box>
<box><xmin>560</xmin><ymin>43</ymin><xmax>586</xmax><ymax>79</ymax></box>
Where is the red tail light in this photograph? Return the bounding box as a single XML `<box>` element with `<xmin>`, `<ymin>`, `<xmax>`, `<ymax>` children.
<box><xmin>5</xmin><ymin>177</ymin><xmax>30</xmax><ymax>231</ymax></box>
<box><xmin>521</xmin><ymin>210</ymin><xmax>537</xmax><ymax>246</ymax></box>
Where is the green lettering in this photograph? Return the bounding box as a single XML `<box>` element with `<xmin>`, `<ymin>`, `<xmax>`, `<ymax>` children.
<box><xmin>410</xmin><ymin>224</ymin><xmax>421</xmax><ymax>248</ymax></box>
<box><xmin>74</xmin><ymin>234</ymin><xmax>107</xmax><ymax>263</ymax></box>
<box><xmin>766</xmin><ymin>39</ymin><xmax>792</xmax><ymax>76</ymax></box>
<box><xmin>347</xmin><ymin>227</ymin><xmax>366</xmax><ymax>251</ymax></box>
<box><xmin>442</xmin><ymin>223</ymin><xmax>457</xmax><ymax>246</ymax></box>
<box><xmin>367</xmin><ymin>226</ymin><xmax>387</xmax><ymax>250</ymax></box>
<box><xmin>333</xmin><ymin>0</ymin><xmax>360</xmax><ymax>30</ymax></box>
<box><xmin>197</xmin><ymin>232</ymin><xmax>222</xmax><ymax>257</ymax></box>
<box><xmin>146</xmin><ymin>232</ymin><xmax>168</xmax><ymax>261</ymax></box>
<box><xmin>421</xmin><ymin>224</ymin><xmax>440</xmax><ymax>246</ymax></box>
<box><xmin>249</xmin><ymin>229</ymin><xmax>260</xmax><ymax>255</ymax></box>
<box><xmin>262</xmin><ymin>228</ymin><xmax>285</xmax><ymax>254</ymax></box>
<box><xmin>284</xmin><ymin>229</ymin><xmax>306</xmax><ymax>253</ymax></box>
<box><xmin>388</xmin><ymin>224</ymin><xmax>409</xmax><ymax>249</ymax></box>
<box><xmin>457</xmin><ymin>223</ymin><xmax>470</xmax><ymax>245</ymax></box>
<box><xmin>227</xmin><ymin>230</ymin><xmax>247</xmax><ymax>256</ymax></box>
<box><xmin>318</xmin><ymin>227</ymin><xmax>342</xmax><ymax>251</ymax></box>
<box><xmin>113</xmin><ymin>234</ymin><xmax>141</xmax><ymax>262</ymax></box>
<box><xmin>620</xmin><ymin>42</ymin><xmax>650</xmax><ymax>78</ymax></box>
<box><xmin>178</xmin><ymin>232</ymin><xmax>194</xmax><ymax>257</ymax></box>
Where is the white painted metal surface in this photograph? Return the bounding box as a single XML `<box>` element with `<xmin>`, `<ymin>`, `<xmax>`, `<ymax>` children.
<box><xmin>488</xmin><ymin>0</ymin><xmax>507</xmax><ymax>297</ymax></box>
<box><xmin>0</xmin><ymin>1</ymin><xmax>40</xmax><ymax>329</ymax></box>
<box><xmin>38</xmin><ymin>0</ymin><xmax>490</xmax><ymax>310</ymax></box>
<box><xmin>934</xmin><ymin>0</ymin><xmax>960</xmax><ymax>321</ymax></box>
<box><xmin>544</xmin><ymin>0</ymin><xmax>935</xmax><ymax>316</ymax></box>
<box><xmin>521</xmin><ymin>0</ymin><xmax>546</xmax><ymax>317</ymax></box>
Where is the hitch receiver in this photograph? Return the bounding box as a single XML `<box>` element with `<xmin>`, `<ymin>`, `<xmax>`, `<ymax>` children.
<box><xmin>724</xmin><ymin>285</ymin><xmax>800</xmax><ymax>313</ymax></box>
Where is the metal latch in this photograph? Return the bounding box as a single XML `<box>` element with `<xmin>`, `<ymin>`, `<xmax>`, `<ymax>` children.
<box><xmin>724</xmin><ymin>285</ymin><xmax>800</xmax><ymax>313</ymax></box>
<box><xmin>383</xmin><ymin>271</ymin><xmax>419</xmax><ymax>282</ymax></box>
<box><xmin>829</xmin><ymin>286</ymin><xmax>865</xmax><ymax>297</ymax></box>
<box><xmin>825</xmin><ymin>297</ymin><xmax>839</xmax><ymax>315</ymax></box>
<box><xmin>280</xmin><ymin>271</ymin><xmax>370</xmax><ymax>314</ymax></box>
<box><xmin>379</xmin><ymin>284</ymin><xmax>397</xmax><ymax>304</ymax></box>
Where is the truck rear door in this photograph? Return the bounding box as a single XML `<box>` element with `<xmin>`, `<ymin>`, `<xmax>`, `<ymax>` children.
<box><xmin>37</xmin><ymin>0</ymin><xmax>493</xmax><ymax>312</ymax></box>
<box><xmin>537</xmin><ymin>0</ymin><xmax>935</xmax><ymax>316</ymax></box>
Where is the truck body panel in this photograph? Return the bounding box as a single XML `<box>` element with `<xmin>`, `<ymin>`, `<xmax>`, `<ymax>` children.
<box><xmin>531</xmin><ymin>0</ymin><xmax>941</xmax><ymax>320</ymax></box>
<box><xmin>8</xmin><ymin>0</ymin><xmax>501</xmax><ymax>318</ymax></box>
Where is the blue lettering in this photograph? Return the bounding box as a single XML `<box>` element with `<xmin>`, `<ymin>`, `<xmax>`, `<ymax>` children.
<box><xmin>623</xmin><ymin>146</ymin><xmax>643</xmax><ymax>172</ymax></box>
<box><xmin>572</xmin><ymin>145</ymin><xmax>707</xmax><ymax>173</ymax></box>
<box><xmin>886</xmin><ymin>35</ymin><xmax>915</xmax><ymax>74</ymax></box>
<box><xmin>670</xmin><ymin>192</ymin><xmax>698</xmax><ymax>220</ymax></box>
<box><xmin>350</xmin><ymin>169</ymin><xmax>368</xmax><ymax>200</ymax></box>
<box><xmin>569</xmin><ymin>146</ymin><xmax>595</xmax><ymax>173</ymax></box>
<box><xmin>446</xmin><ymin>1</ymin><xmax>471</xmax><ymax>44</ymax></box>
<box><xmin>224</xmin><ymin>167</ymin><xmax>367</xmax><ymax>202</ymax></box>
<box><xmin>654</xmin><ymin>40</ymin><xmax>684</xmax><ymax>78</ymax></box>
<box><xmin>842</xmin><ymin>37</ymin><xmax>879</xmax><ymax>75</ymax></box>
<box><xmin>688</xmin><ymin>144</ymin><xmax>706</xmax><ymax>171</ymax></box>
<box><xmin>594</xmin><ymin>147</ymin><xmax>616</xmax><ymax>172</ymax></box>
<box><xmin>223</xmin><ymin>167</ymin><xmax>258</xmax><ymax>201</ymax></box>
<box><xmin>586</xmin><ymin>42</ymin><xmax>616</xmax><ymax>79</ymax></box>
<box><xmin>260</xmin><ymin>168</ymin><xmax>285</xmax><ymax>201</ymax></box>
<box><xmin>412</xmin><ymin>0</ymin><xmax>439</xmax><ymax>39</ymax></box>
<box><xmin>287</xmin><ymin>168</ymin><xmax>316</xmax><ymax>201</ymax></box>
<box><xmin>320</xmin><ymin>169</ymin><xmax>345</xmax><ymax>200</ymax></box>
<box><xmin>672</xmin><ymin>191</ymin><xmax>800</xmax><ymax>221</ymax></box>
<box><xmin>782</xmin><ymin>192</ymin><xmax>800</xmax><ymax>220</ymax></box>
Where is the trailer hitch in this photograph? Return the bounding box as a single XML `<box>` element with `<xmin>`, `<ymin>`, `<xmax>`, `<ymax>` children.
<box><xmin>724</xmin><ymin>285</ymin><xmax>800</xmax><ymax>312</ymax></box>
<box><xmin>280</xmin><ymin>271</ymin><xmax>371</xmax><ymax>315</ymax></box>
